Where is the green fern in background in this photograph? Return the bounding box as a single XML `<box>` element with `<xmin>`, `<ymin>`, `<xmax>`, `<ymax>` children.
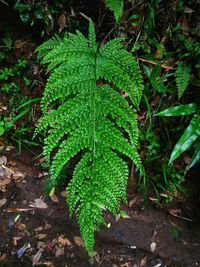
<box><xmin>105</xmin><ymin>0</ymin><xmax>124</xmax><ymax>22</ymax></box>
<box><xmin>35</xmin><ymin>20</ymin><xmax>143</xmax><ymax>255</ymax></box>
<box><xmin>175</xmin><ymin>62</ymin><xmax>191</xmax><ymax>99</ymax></box>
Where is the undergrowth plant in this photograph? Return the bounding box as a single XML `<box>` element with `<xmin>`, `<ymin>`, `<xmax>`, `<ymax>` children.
<box><xmin>157</xmin><ymin>103</ymin><xmax>200</xmax><ymax>170</ymax></box>
<box><xmin>105</xmin><ymin>0</ymin><xmax>124</xmax><ymax>23</ymax></box>
<box><xmin>175</xmin><ymin>62</ymin><xmax>191</xmax><ymax>99</ymax></box>
<box><xmin>35</xmin><ymin>20</ymin><xmax>143</xmax><ymax>255</ymax></box>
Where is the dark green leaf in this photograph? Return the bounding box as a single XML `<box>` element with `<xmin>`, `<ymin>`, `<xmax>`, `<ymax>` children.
<box><xmin>34</xmin><ymin>10</ymin><xmax>43</xmax><ymax>20</ymax></box>
<box><xmin>169</xmin><ymin>115</ymin><xmax>200</xmax><ymax>163</ymax></box>
<box><xmin>186</xmin><ymin>142</ymin><xmax>200</xmax><ymax>170</ymax></box>
<box><xmin>0</xmin><ymin>126</ymin><xmax>4</xmax><ymax>136</ymax></box>
<box><xmin>20</xmin><ymin>13</ymin><xmax>30</xmax><ymax>23</ymax></box>
<box><xmin>156</xmin><ymin>103</ymin><xmax>197</xmax><ymax>117</ymax></box>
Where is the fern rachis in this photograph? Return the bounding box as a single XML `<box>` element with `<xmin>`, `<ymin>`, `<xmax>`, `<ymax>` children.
<box><xmin>35</xmin><ymin>20</ymin><xmax>143</xmax><ymax>255</ymax></box>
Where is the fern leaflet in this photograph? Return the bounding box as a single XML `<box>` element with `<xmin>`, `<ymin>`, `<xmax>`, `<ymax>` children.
<box><xmin>175</xmin><ymin>62</ymin><xmax>191</xmax><ymax>99</ymax></box>
<box><xmin>105</xmin><ymin>0</ymin><xmax>124</xmax><ymax>22</ymax></box>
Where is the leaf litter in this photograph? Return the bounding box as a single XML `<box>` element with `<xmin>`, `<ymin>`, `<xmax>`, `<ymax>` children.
<box><xmin>0</xmin><ymin>155</ymin><xmax>26</xmax><ymax>192</ymax></box>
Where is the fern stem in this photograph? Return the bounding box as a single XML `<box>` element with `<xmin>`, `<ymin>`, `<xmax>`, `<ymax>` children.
<box><xmin>92</xmin><ymin>54</ymin><xmax>97</xmax><ymax>159</ymax></box>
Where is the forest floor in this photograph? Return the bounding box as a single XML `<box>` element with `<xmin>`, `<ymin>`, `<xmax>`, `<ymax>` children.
<box><xmin>0</xmin><ymin>144</ymin><xmax>200</xmax><ymax>267</ymax></box>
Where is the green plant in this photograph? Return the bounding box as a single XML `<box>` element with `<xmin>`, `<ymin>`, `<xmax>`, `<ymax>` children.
<box><xmin>0</xmin><ymin>55</ymin><xmax>40</xmax><ymax>150</ymax></box>
<box><xmin>14</xmin><ymin>0</ymin><xmax>56</xmax><ymax>35</ymax></box>
<box><xmin>35</xmin><ymin>20</ymin><xmax>143</xmax><ymax>255</ymax></box>
<box><xmin>0</xmin><ymin>67</ymin><xmax>14</xmax><ymax>80</ymax></box>
<box><xmin>0</xmin><ymin>34</ymin><xmax>13</xmax><ymax>60</ymax></box>
<box><xmin>144</xmin><ymin>0</ymin><xmax>162</xmax><ymax>33</ymax></box>
<box><xmin>14</xmin><ymin>0</ymin><xmax>73</xmax><ymax>36</ymax></box>
<box><xmin>0</xmin><ymin>116</ymin><xmax>13</xmax><ymax>136</ymax></box>
<box><xmin>1</xmin><ymin>82</ymin><xmax>18</xmax><ymax>93</ymax></box>
<box><xmin>105</xmin><ymin>0</ymin><xmax>124</xmax><ymax>23</ymax></box>
<box><xmin>175</xmin><ymin>62</ymin><xmax>191</xmax><ymax>99</ymax></box>
<box><xmin>0</xmin><ymin>59</ymin><xmax>26</xmax><ymax>81</ymax></box>
<box><xmin>156</xmin><ymin>103</ymin><xmax>200</xmax><ymax>168</ymax></box>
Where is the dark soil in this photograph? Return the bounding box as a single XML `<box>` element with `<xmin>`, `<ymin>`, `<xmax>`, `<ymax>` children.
<box><xmin>0</xmin><ymin>148</ymin><xmax>200</xmax><ymax>267</ymax></box>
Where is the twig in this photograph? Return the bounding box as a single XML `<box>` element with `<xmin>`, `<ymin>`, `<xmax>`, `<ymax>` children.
<box><xmin>79</xmin><ymin>12</ymin><xmax>91</xmax><ymax>22</ymax></box>
<box><xmin>138</xmin><ymin>57</ymin><xmax>174</xmax><ymax>70</ymax></box>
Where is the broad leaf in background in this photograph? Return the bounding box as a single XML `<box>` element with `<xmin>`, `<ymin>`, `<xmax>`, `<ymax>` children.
<box><xmin>186</xmin><ymin>142</ymin><xmax>200</xmax><ymax>171</ymax></box>
<box><xmin>169</xmin><ymin>115</ymin><xmax>200</xmax><ymax>163</ymax></box>
<box><xmin>156</xmin><ymin>104</ymin><xmax>200</xmax><ymax>166</ymax></box>
<box><xmin>156</xmin><ymin>103</ymin><xmax>197</xmax><ymax>117</ymax></box>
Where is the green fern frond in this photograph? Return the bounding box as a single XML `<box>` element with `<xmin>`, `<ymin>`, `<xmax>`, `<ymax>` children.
<box><xmin>105</xmin><ymin>0</ymin><xmax>124</xmax><ymax>22</ymax></box>
<box><xmin>175</xmin><ymin>62</ymin><xmax>191</xmax><ymax>99</ymax></box>
<box><xmin>35</xmin><ymin>20</ymin><xmax>143</xmax><ymax>256</ymax></box>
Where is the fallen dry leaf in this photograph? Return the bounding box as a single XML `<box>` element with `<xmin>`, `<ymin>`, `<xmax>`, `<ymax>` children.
<box><xmin>32</xmin><ymin>249</ymin><xmax>44</xmax><ymax>266</ymax></box>
<box><xmin>44</xmin><ymin>223</ymin><xmax>51</xmax><ymax>230</ymax></box>
<box><xmin>5</xmin><ymin>145</ymin><xmax>15</xmax><ymax>151</ymax></box>
<box><xmin>49</xmin><ymin>187</ymin><xmax>55</xmax><ymax>196</ymax></box>
<box><xmin>36</xmin><ymin>234</ymin><xmax>47</xmax><ymax>240</ymax></box>
<box><xmin>140</xmin><ymin>256</ymin><xmax>148</xmax><ymax>266</ymax></box>
<box><xmin>16</xmin><ymin>223</ymin><xmax>30</xmax><ymax>236</ymax></box>
<box><xmin>29</xmin><ymin>198</ymin><xmax>48</xmax><ymax>209</ymax></box>
<box><xmin>180</xmin><ymin>15</ymin><xmax>190</xmax><ymax>34</ymax></box>
<box><xmin>13</xmin><ymin>171</ymin><xmax>25</xmax><ymax>182</ymax></box>
<box><xmin>0</xmin><ymin>198</ymin><xmax>7</xmax><ymax>207</ymax></box>
<box><xmin>50</xmin><ymin>194</ymin><xmax>59</xmax><ymax>203</ymax></box>
<box><xmin>184</xmin><ymin>6</ymin><xmax>194</xmax><ymax>13</ymax></box>
<box><xmin>74</xmin><ymin>236</ymin><xmax>84</xmax><ymax>247</ymax></box>
<box><xmin>128</xmin><ymin>196</ymin><xmax>138</xmax><ymax>208</ymax></box>
<box><xmin>14</xmin><ymin>40</ymin><xmax>26</xmax><ymax>49</ymax></box>
<box><xmin>120</xmin><ymin>263</ymin><xmax>133</xmax><ymax>267</ymax></box>
<box><xmin>34</xmin><ymin>226</ymin><xmax>43</xmax><ymax>233</ymax></box>
<box><xmin>58</xmin><ymin>13</ymin><xmax>66</xmax><ymax>32</ymax></box>
<box><xmin>58</xmin><ymin>235</ymin><xmax>72</xmax><ymax>247</ymax></box>
<box><xmin>0</xmin><ymin>156</ymin><xmax>7</xmax><ymax>165</ymax></box>
<box><xmin>55</xmin><ymin>245</ymin><xmax>64</xmax><ymax>257</ymax></box>
<box><xmin>37</xmin><ymin>241</ymin><xmax>46</xmax><ymax>250</ymax></box>
<box><xmin>120</xmin><ymin>210</ymin><xmax>131</xmax><ymax>219</ymax></box>
<box><xmin>2</xmin><ymin>165</ymin><xmax>15</xmax><ymax>175</ymax></box>
<box><xmin>6</xmin><ymin>207</ymin><xmax>34</xmax><ymax>212</ymax></box>
<box><xmin>115</xmin><ymin>214</ymin><xmax>121</xmax><ymax>222</ymax></box>
<box><xmin>38</xmin><ymin>172</ymin><xmax>48</xmax><ymax>178</ymax></box>
<box><xmin>13</xmin><ymin>236</ymin><xmax>23</xmax><ymax>246</ymax></box>
<box><xmin>0</xmin><ymin>253</ymin><xmax>7</xmax><ymax>262</ymax></box>
<box><xmin>36</xmin><ymin>261</ymin><xmax>54</xmax><ymax>267</ymax></box>
<box><xmin>0</xmin><ymin>178</ymin><xmax>11</xmax><ymax>191</ymax></box>
<box><xmin>93</xmin><ymin>251</ymin><xmax>100</xmax><ymax>263</ymax></box>
<box><xmin>36</xmin><ymin>157</ymin><xmax>46</xmax><ymax>165</ymax></box>
<box><xmin>8</xmin><ymin>160</ymin><xmax>16</xmax><ymax>167</ymax></box>
<box><xmin>60</xmin><ymin>190</ymin><xmax>66</xmax><ymax>198</ymax></box>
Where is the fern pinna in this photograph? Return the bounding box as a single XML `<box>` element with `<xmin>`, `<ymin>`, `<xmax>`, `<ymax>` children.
<box><xmin>35</xmin><ymin>20</ymin><xmax>143</xmax><ymax>255</ymax></box>
<box><xmin>175</xmin><ymin>62</ymin><xmax>191</xmax><ymax>99</ymax></box>
<box><xmin>105</xmin><ymin>0</ymin><xmax>124</xmax><ymax>22</ymax></box>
